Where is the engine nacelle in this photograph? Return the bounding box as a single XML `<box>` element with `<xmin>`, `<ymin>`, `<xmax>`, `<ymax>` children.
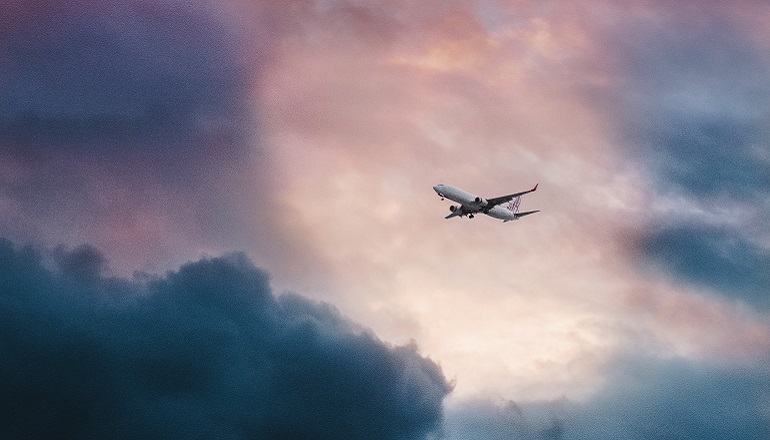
<box><xmin>449</xmin><ymin>205</ymin><xmax>459</xmax><ymax>212</ymax></box>
<box><xmin>474</xmin><ymin>196</ymin><xmax>488</xmax><ymax>207</ymax></box>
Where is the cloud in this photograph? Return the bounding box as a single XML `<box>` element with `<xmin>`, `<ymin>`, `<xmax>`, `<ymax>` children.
<box><xmin>445</xmin><ymin>354</ymin><xmax>770</xmax><ymax>440</ymax></box>
<box><xmin>0</xmin><ymin>0</ymin><xmax>249</xmax><ymax>154</ymax></box>
<box><xmin>443</xmin><ymin>397</ymin><xmax>571</xmax><ymax>440</ymax></box>
<box><xmin>1</xmin><ymin>1</ymin><xmax>767</xmax><ymax>426</ymax></box>
<box><xmin>571</xmin><ymin>355</ymin><xmax>770</xmax><ymax>440</ymax></box>
<box><xmin>591</xmin><ymin>5</ymin><xmax>770</xmax><ymax>308</ymax></box>
<box><xmin>0</xmin><ymin>239</ymin><xmax>451</xmax><ymax>439</ymax></box>
<box><xmin>585</xmin><ymin>2</ymin><xmax>770</xmax><ymax>200</ymax></box>
<box><xmin>258</xmin><ymin>0</ymin><xmax>770</xmax><ymax>402</ymax></box>
<box><xmin>638</xmin><ymin>224</ymin><xmax>770</xmax><ymax>309</ymax></box>
<box><xmin>0</xmin><ymin>0</ymin><xmax>294</xmax><ymax>274</ymax></box>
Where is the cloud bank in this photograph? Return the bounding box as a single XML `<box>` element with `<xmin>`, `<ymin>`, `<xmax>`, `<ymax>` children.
<box><xmin>0</xmin><ymin>239</ymin><xmax>451</xmax><ymax>439</ymax></box>
<box><xmin>2</xmin><ymin>1</ymin><xmax>769</xmax><ymax>438</ymax></box>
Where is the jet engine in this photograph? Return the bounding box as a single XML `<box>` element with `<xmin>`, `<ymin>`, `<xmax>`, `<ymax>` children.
<box><xmin>474</xmin><ymin>196</ymin><xmax>488</xmax><ymax>207</ymax></box>
<box><xmin>449</xmin><ymin>205</ymin><xmax>459</xmax><ymax>212</ymax></box>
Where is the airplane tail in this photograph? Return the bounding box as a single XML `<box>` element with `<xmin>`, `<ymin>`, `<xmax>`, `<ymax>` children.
<box><xmin>514</xmin><ymin>184</ymin><xmax>538</xmax><ymax>218</ymax></box>
<box><xmin>504</xmin><ymin>197</ymin><xmax>539</xmax><ymax>221</ymax></box>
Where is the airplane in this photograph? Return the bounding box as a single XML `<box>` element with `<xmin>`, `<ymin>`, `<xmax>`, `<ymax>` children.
<box><xmin>433</xmin><ymin>183</ymin><xmax>539</xmax><ymax>222</ymax></box>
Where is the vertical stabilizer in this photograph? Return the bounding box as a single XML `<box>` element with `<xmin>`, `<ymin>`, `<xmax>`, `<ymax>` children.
<box><xmin>506</xmin><ymin>196</ymin><xmax>522</xmax><ymax>214</ymax></box>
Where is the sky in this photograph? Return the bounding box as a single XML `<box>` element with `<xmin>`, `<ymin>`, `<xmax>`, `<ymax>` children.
<box><xmin>1</xmin><ymin>0</ymin><xmax>768</xmax><ymax>438</ymax></box>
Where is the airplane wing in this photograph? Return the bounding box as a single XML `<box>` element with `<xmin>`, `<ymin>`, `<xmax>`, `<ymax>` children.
<box><xmin>445</xmin><ymin>205</ymin><xmax>478</xmax><ymax>219</ymax></box>
<box><xmin>485</xmin><ymin>184</ymin><xmax>538</xmax><ymax>208</ymax></box>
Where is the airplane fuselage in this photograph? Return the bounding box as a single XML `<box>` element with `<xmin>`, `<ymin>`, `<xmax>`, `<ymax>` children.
<box><xmin>485</xmin><ymin>204</ymin><xmax>520</xmax><ymax>221</ymax></box>
<box><xmin>433</xmin><ymin>183</ymin><xmax>539</xmax><ymax>222</ymax></box>
<box><xmin>433</xmin><ymin>184</ymin><xmax>485</xmax><ymax>209</ymax></box>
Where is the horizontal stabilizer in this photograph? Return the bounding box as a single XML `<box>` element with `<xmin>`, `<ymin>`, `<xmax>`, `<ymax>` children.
<box><xmin>515</xmin><ymin>210</ymin><xmax>540</xmax><ymax>218</ymax></box>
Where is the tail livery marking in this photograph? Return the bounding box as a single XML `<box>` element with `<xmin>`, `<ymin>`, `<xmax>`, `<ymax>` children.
<box><xmin>506</xmin><ymin>197</ymin><xmax>521</xmax><ymax>214</ymax></box>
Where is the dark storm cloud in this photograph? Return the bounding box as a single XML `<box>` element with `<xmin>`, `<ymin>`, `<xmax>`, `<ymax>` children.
<box><xmin>0</xmin><ymin>239</ymin><xmax>451</xmax><ymax>439</ymax></box>
<box><xmin>639</xmin><ymin>224</ymin><xmax>770</xmax><ymax>309</ymax></box>
<box><xmin>445</xmin><ymin>355</ymin><xmax>770</xmax><ymax>440</ymax></box>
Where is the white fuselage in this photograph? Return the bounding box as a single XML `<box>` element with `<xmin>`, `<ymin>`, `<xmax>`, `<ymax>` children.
<box><xmin>432</xmin><ymin>184</ymin><xmax>519</xmax><ymax>221</ymax></box>
<box><xmin>485</xmin><ymin>204</ymin><xmax>518</xmax><ymax>221</ymax></box>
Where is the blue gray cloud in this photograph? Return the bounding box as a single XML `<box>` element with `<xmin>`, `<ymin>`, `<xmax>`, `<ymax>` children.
<box><xmin>610</xmin><ymin>12</ymin><xmax>770</xmax><ymax>197</ymax></box>
<box><xmin>0</xmin><ymin>239</ymin><xmax>451</xmax><ymax>439</ymax></box>
<box><xmin>0</xmin><ymin>0</ymin><xmax>249</xmax><ymax>155</ymax></box>
<box><xmin>445</xmin><ymin>355</ymin><xmax>770</xmax><ymax>440</ymax></box>
<box><xmin>639</xmin><ymin>224</ymin><xmax>770</xmax><ymax>309</ymax></box>
<box><xmin>599</xmin><ymin>10</ymin><xmax>770</xmax><ymax>307</ymax></box>
<box><xmin>571</xmin><ymin>356</ymin><xmax>770</xmax><ymax>440</ymax></box>
<box><xmin>0</xmin><ymin>0</ymin><xmax>286</xmax><ymax>270</ymax></box>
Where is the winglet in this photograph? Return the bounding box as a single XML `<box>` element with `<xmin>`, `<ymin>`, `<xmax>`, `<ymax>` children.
<box><xmin>532</xmin><ymin>183</ymin><xmax>538</xmax><ymax>192</ymax></box>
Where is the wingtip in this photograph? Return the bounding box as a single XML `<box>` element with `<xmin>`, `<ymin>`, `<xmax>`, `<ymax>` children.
<box><xmin>533</xmin><ymin>183</ymin><xmax>538</xmax><ymax>192</ymax></box>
